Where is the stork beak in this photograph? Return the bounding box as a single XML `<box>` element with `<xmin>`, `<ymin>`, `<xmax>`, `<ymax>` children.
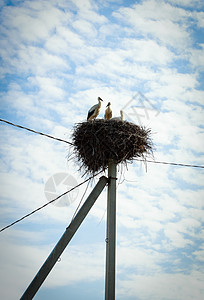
<box><xmin>106</xmin><ymin>102</ymin><xmax>111</xmax><ymax>107</ymax></box>
<box><xmin>98</xmin><ymin>97</ymin><xmax>103</xmax><ymax>101</ymax></box>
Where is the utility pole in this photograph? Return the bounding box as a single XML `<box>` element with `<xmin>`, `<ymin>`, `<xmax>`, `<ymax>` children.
<box><xmin>105</xmin><ymin>160</ymin><xmax>117</xmax><ymax>300</ymax></box>
<box><xmin>20</xmin><ymin>176</ymin><xmax>108</xmax><ymax>300</ymax></box>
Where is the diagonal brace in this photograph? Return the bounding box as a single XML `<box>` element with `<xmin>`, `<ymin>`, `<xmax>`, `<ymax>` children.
<box><xmin>20</xmin><ymin>175</ymin><xmax>108</xmax><ymax>300</ymax></box>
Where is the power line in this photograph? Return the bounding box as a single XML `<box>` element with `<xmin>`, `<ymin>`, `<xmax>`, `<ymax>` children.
<box><xmin>0</xmin><ymin>172</ymin><xmax>104</xmax><ymax>233</ymax></box>
<box><xmin>0</xmin><ymin>117</ymin><xmax>203</xmax><ymax>231</ymax></box>
<box><xmin>1</xmin><ymin>118</ymin><xmax>204</xmax><ymax>169</ymax></box>
<box><xmin>0</xmin><ymin>118</ymin><xmax>74</xmax><ymax>146</ymax></box>
<box><xmin>135</xmin><ymin>159</ymin><xmax>204</xmax><ymax>169</ymax></box>
<box><xmin>71</xmin><ymin>179</ymin><xmax>91</xmax><ymax>222</ymax></box>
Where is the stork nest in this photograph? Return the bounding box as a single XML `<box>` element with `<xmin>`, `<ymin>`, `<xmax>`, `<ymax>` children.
<box><xmin>71</xmin><ymin>119</ymin><xmax>153</xmax><ymax>176</ymax></box>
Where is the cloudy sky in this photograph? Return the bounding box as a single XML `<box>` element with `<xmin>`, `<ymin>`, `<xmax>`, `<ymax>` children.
<box><xmin>0</xmin><ymin>0</ymin><xmax>204</xmax><ymax>299</ymax></box>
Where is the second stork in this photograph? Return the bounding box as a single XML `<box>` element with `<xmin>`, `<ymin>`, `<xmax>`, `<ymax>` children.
<box><xmin>105</xmin><ymin>102</ymin><xmax>112</xmax><ymax>120</ymax></box>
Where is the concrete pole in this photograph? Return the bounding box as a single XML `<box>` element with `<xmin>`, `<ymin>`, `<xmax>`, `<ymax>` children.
<box><xmin>20</xmin><ymin>176</ymin><xmax>108</xmax><ymax>300</ymax></box>
<box><xmin>105</xmin><ymin>160</ymin><xmax>117</xmax><ymax>300</ymax></box>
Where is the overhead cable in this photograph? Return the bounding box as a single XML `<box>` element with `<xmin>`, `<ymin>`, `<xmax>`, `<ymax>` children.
<box><xmin>0</xmin><ymin>171</ymin><xmax>104</xmax><ymax>233</ymax></box>
<box><xmin>135</xmin><ymin>159</ymin><xmax>204</xmax><ymax>169</ymax></box>
<box><xmin>0</xmin><ymin>118</ymin><xmax>74</xmax><ymax>146</ymax></box>
<box><xmin>1</xmin><ymin>118</ymin><xmax>204</xmax><ymax>169</ymax></box>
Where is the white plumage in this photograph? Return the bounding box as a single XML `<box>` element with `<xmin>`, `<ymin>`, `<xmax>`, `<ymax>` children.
<box><xmin>87</xmin><ymin>97</ymin><xmax>103</xmax><ymax>121</ymax></box>
<box><xmin>111</xmin><ymin>110</ymin><xmax>124</xmax><ymax>121</ymax></box>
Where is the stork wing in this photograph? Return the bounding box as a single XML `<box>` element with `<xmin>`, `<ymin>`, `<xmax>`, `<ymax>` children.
<box><xmin>88</xmin><ymin>104</ymin><xmax>97</xmax><ymax>113</ymax></box>
<box><xmin>87</xmin><ymin>104</ymin><xmax>97</xmax><ymax>120</ymax></box>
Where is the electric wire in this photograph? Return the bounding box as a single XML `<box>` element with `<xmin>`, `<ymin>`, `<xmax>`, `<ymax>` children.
<box><xmin>0</xmin><ymin>117</ymin><xmax>203</xmax><ymax>231</ymax></box>
<box><xmin>0</xmin><ymin>171</ymin><xmax>104</xmax><ymax>233</ymax></box>
<box><xmin>135</xmin><ymin>159</ymin><xmax>204</xmax><ymax>169</ymax></box>
<box><xmin>0</xmin><ymin>118</ymin><xmax>74</xmax><ymax>146</ymax></box>
<box><xmin>71</xmin><ymin>179</ymin><xmax>91</xmax><ymax>222</ymax></box>
<box><xmin>1</xmin><ymin>118</ymin><xmax>203</xmax><ymax>169</ymax></box>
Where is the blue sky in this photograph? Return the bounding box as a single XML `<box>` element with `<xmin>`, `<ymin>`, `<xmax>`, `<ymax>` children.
<box><xmin>0</xmin><ymin>0</ymin><xmax>204</xmax><ymax>299</ymax></box>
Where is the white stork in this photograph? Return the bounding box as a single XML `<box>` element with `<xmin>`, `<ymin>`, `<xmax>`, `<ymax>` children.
<box><xmin>104</xmin><ymin>102</ymin><xmax>112</xmax><ymax>120</ymax></box>
<box><xmin>87</xmin><ymin>97</ymin><xmax>103</xmax><ymax>121</ymax></box>
<box><xmin>111</xmin><ymin>110</ymin><xmax>124</xmax><ymax>121</ymax></box>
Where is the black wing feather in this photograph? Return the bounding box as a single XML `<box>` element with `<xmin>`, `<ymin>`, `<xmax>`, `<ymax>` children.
<box><xmin>87</xmin><ymin>104</ymin><xmax>97</xmax><ymax>120</ymax></box>
<box><xmin>87</xmin><ymin>108</ymin><xmax>95</xmax><ymax>120</ymax></box>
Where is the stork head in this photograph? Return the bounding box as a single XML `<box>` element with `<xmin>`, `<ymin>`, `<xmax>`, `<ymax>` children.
<box><xmin>106</xmin><ymin>102</ymin><xmax>111</xmax><ymax>107</ymax></box>
<box><xmin>98</xmin><ymin>97</ymin><xmax>103</xmax><ymax>102</ymax></box>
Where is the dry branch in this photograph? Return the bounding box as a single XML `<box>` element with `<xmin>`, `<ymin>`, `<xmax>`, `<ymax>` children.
<box><xmin>71</xmin><ymin>119</ymin><xmax>153</xmax><ymax>176</ymax></box>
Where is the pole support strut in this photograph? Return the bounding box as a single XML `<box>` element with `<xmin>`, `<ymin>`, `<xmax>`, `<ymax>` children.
<box><xmin>20</xmin><ymin>175</ymin><xmax>108</xmax><ymax>300</ymax></box>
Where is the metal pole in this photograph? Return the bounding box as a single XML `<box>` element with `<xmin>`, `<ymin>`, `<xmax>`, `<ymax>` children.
<box><xmin>20</xmin><ymin>176</ymin><xmax>108</xmax><ymax>300</ymax></box>
<box><xmin>105</xmin><ymin>160</ymin><xmax>117</xmax><ymax>300</ymax></box>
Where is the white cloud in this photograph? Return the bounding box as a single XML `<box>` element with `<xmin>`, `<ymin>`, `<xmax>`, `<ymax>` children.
<box><xmin>31</xmin><ymin>76</ymin><xmax>66</xmax><ymax>99</ymax></box>
<box><xmin>164</xmin><ymin>223</ymin><xmax>194</xmax><ymax>248</ymax></box>
<box><xmin>72</xmin><ymin>20</ymin><xmax>98</xmax><ymax>38</ymax></box>
<box><xmin>0</xmin><ymin>234</ymin><xmax>105</xmax><ymax>298</ymax></box>
<box><xmin>117</xmin><ymin>245</ymin><xmax>164</xmax><ymax>271</ymax></box>
<box><xmin>172</xmin><ymin>167</ymin><xmax>204</xmax><ymax>186</ymax></box>
<box><xmin>0</xmin><ymin>126</ymin><xmax>81</xmax><ymax>220</ymax></box>
<box><xmin>176</xmin><ymin>189</ymin><xmax>204</xmax><ymax>210</ymax></box>
<box><xmin>193</xmin><ymin>244</ymin><xmax>204</xmax><ymax>262</ymax></box>
<box><xmin>113</xmin><ymin>0</ymin><xmax>191</xmax><ymax>48</ymax></box>
<box><xmin>190</xmin><ymin>44</ymin><xmax>204</xmax><ymax>70</ymax></box>
<box><xmin>195</xmin><ymin>11</ymin><xmax>204</xmax><ymax>28</ymax></box>
<box><xmin>1</xmin><ymin>1</ymin><xmax>69</xmax><ymax>43</ymax></box>
<box><xmin>167</xmin><ymin>0</ymin><xmax>203</xmax><ymax>8</ymax></box>
<box><xmin>122</xmin><ymin>38</ymin><xmax>174</xmax><ymax>64</ymax></box>
<box><xmin>0</xmin><ymin>0</ymin><xmax>204</xmax><ymax>299</ymax></box>
<box><xmin>70</xmin><ymin>0</ymin><xmax>107</xmax><ymax>24</ymax></box>
<box><xmin>47</xmin><ymin>26</ymin><xmax>85</xmax><ymax>52</ymax></box>
<box><xmin>117</xmin><ymin>272</ymin><xmax>204</xmax><ymax>300</ymax></box>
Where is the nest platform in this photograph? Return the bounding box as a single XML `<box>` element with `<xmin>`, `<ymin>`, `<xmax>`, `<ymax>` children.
<box><xmin>72</xmin><ymin>119</ymin><xmax>153</xmax><ymax>175</ymax></box>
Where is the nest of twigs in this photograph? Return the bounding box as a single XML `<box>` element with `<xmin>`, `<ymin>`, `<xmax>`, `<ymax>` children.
<box><xmin>71</xmin><ymin>119</ymin><xmax>153</xmax><ymax>176</ymax></box>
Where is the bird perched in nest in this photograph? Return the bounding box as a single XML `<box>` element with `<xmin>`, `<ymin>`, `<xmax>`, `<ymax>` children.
<box><xmin>104</xmin><ymin>102</ymin><xmax>112</xmax><ymax>120</ymax></box>
<box><xmin>87</xmin><ymin>97</ymin><xmax>103</xmax><ymax>121</ymax></box>
<box><xmin>111</xmin><ymin>110</ymin><xmax>124</xmax><ymax>121</ymax></box>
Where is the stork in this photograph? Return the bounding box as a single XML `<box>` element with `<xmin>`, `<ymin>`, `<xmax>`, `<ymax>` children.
<box><xmin>111</xmin><ymin>110</ymin><xmax>124</xmax><ymax>121</ymax></box>
<box><xmin>87</xmin><ymin>97</ymin><xmax>103</xmax><ymax>121</ymax></box>
<box><xmin>104</xmin><ymin>102</ymin><xmax>112</xmax><ymax>120</ymax></box>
